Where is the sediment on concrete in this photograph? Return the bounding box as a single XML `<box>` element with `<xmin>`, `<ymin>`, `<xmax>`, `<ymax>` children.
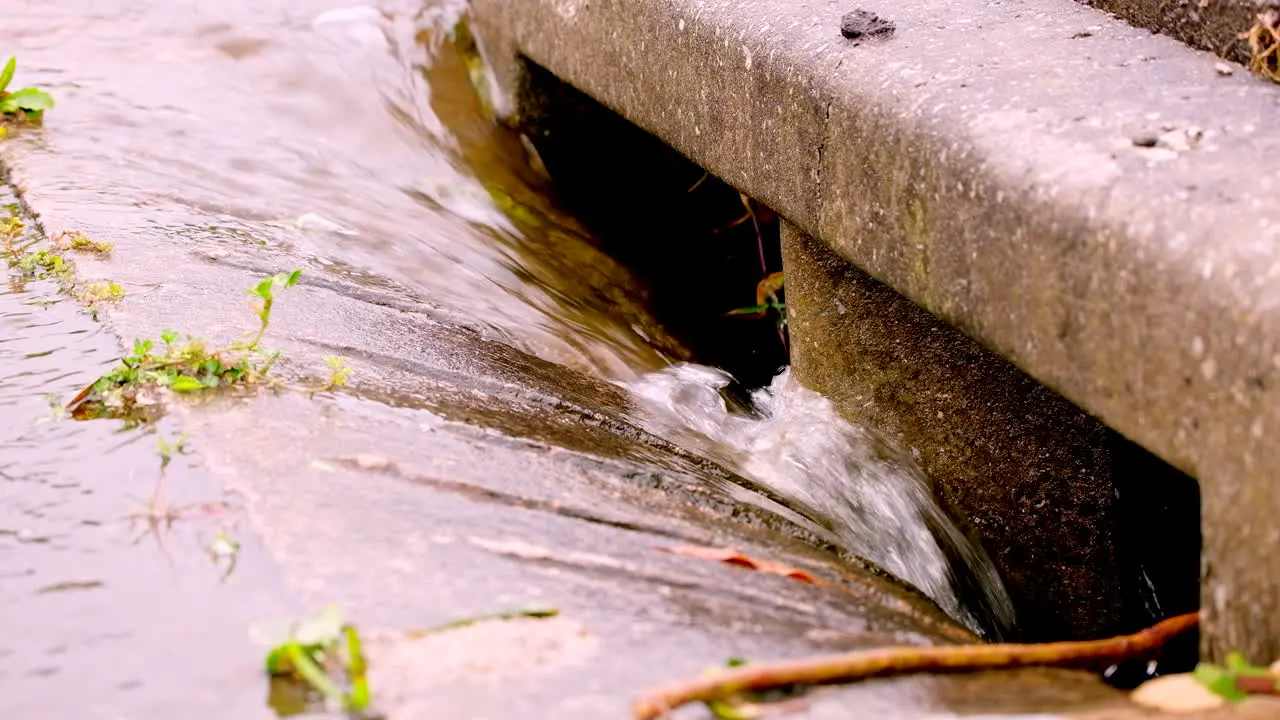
<box><xmin>471</xmin><ymin>0</ymin><xmax>1280</xmax><ymax>660</ymax></box>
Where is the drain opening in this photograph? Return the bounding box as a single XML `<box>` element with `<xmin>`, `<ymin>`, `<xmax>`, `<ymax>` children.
<box><xmin>508</xmin><ymin>56</ymin><xmax>1201</xmax><ymax>660</ymax></box>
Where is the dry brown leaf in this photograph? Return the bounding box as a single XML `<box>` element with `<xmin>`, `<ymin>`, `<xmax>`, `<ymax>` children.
<box><xmin>1130</xmin><ymin>673</ymin><xmax>1227</xmax><ymax>713</ymax></box>
<box><xmin>657</xmin><ymin>545</ymin><xmax>822</xmax><ymax>584</ymax></box>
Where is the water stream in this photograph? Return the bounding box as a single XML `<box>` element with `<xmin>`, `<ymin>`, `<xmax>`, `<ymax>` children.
<box><xmin>624</xmin><ymin>364</ymin><xmax>1015</xmax><ymax>637</ymax></box>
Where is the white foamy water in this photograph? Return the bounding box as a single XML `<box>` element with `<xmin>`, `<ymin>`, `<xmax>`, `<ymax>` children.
<box><xmin>625</xmin><ymin>363</ymin><xmax>1016</xmax><ymax>637</ymax></box>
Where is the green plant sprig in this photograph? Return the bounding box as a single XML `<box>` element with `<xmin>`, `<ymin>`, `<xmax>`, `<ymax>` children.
<box><xmin>259</xmin><ymin>606</ymin><xmax>372</xmax><ymax>714</ymax></box>
<box><xmin>0</xmin><ymin>56</ymin><xmax>54</xmax><ymax>127</ymax></box>
<box><xmin>1194</xmin><ymin>651</ymin><xmax>1280</xmax><ymax>702</ymax></box>
<box><xmin>66</xmin><ymin>270</ymin><xmax>304</xmax><ymax>419</ymax></box>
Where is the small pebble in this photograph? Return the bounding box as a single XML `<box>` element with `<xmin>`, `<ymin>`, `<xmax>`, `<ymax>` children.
<box><xmin>1214</xmin><ymin>62</ymin><xmax>1235</xmax><ymax>76</ymax></box>
<box><xmin>1131</xmin><ymin>133</ymin><xmax>1160</xmax><ymax>148</ymax></box>
<box><xmin>841</xmin><ymin>9</ymin><xmax>895</xmax><ymax>40</ymax></box>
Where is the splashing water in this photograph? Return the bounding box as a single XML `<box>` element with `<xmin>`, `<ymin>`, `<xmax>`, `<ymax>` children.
<box><xmin>625</xmin><ymin>363</ymin><xmax>1016</xmax><ymax>638</ymax></box>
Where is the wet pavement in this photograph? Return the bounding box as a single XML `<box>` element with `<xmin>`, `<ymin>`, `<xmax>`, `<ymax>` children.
<box><xmin>3</xmin><ymin>1</ymin><xmax>1279</xmax><ymax>719</ymax></box>
<box><xmin>0</xmin><ymin>190</ymin><xmax>288</xmax><ymax>719</ymax></box>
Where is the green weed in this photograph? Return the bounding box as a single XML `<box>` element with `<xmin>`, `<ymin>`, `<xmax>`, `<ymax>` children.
<box><xmin>0</xmin><ymin>56</ymin><xmax>54</xmax><ymax>132</ymax></box>
<box><xmin>1</xmin><ymin>214</ymin><xmax>25</xmax><ymax>256</ymax></box>
<box><xmin>256</xmin><ymin>605</ymin><xmax>373</xmax><ymax>716</ymax></box>
<box><xmin>2</xmin><ymin>210</ymin><xmax>121</xmax><ymax>308</ymax></box>
<box><xmin>320</xmin><ymin>356</ymin><xmax>351</xmax><ymax>392</ymax></box>
<box><xmin>65</xmin><ymin>270</ymin><xmax>303</xmax><ymax>420</ymax></box>
<box><xmin>3</xmin><ymin>218</ymin><xmax>77</xmax><ymax>293</ymax></box>
<box><xmin>726</xmin><ymin>270</ymin><xmax>788</xmax><ymax>353</ymax></box>
<box><xmin>249</xmin><ymin>269</ymin><xmax>300</xmax><ymax>349</ymax></box>
<box><xmin>1194</xmin><ymin>651</ymin><xmax>1280</xmax><ymax>702</ymax></box>
<box><xmin>206</xmin><ymin>526</ymin><xmax>241</xmax><ymax>581</ymax></box>
<box><xmin>52</xmin><ymin>230</ymin><xmax>113</xmax><ymax>254</ymax></box>
<box><xmin>725</xmin><ymin>271</ymin><xmax>785</xmax><ymax>320</ymax></box>
<box><xmin>156</xmin><ymin>432</ymin><xmax>189</xmax><ymax>473</ymax></box>
<box><xmin>15</xmin><ymin>248</ymin><xmax>70</xmax><ymax>277</ymax></box>
<box><xmin>78</xmin><ymin>280</ymin><xmax>126</xmax><ymax>304</ymax></box>
<box><xmin>128</xmin><ymin>433</ymin><xmax>227</xmax><ymax>548</ymax></box>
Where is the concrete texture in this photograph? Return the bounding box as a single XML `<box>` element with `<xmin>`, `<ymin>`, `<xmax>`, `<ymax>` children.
<box><xmin>1082</xmin><ymin>0</ymin><xmax>1278</xmax><ymax>65</ymax></box>
<box><xmin>471</xmin><ymin>0</ymin><xmax>1280</xmax><ymax>661</ymax></box>
<box><xmin>784</xmin><ymin>221</ymin><xmax>1143</xmax><ymax>644</ymax></box>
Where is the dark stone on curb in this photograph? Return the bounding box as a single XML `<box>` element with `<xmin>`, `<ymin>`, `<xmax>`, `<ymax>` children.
<box><xmin>840</xmin><ymin>9</ymin><xmax>895</xmax><ymax>40</ymax></box>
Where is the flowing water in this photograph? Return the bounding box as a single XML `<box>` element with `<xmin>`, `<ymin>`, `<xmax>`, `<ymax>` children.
<box><xmin>1</xmin><ymin>0</ymin><xmax>1014</xmax><ymax>714</ymax></box>
<box><xmin>624</xmin><ymin>364</ymin><xmax>1014</xmax><ymax>637</ymax></box>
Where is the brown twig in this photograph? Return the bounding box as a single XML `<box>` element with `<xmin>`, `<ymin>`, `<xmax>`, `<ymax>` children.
<box><xmin>1242</xmin><ymin>10</ymin><xmax>1280</xmax><ymax>82</ymax></box>
<box><xmin>1236</xmin><ymin>675</ymin><xmax>1280</xmax><ymax>696</ymax></box>
<box><xmin>632</xmin><ymin>612</ymin><xmax>1199</xmax><ymax>719</ymax></box>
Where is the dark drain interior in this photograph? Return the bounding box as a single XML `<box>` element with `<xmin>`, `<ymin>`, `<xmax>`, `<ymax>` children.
<box><xmin>515</xmin><ymin>60</ymin><xmax>788</xmax><ymax>392</ymax></box>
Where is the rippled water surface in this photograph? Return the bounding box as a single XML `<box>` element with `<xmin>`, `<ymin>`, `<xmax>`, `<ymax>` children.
<box><xmin>7</xmin><ymin>0</ymin><xmax>687</xmax><ymax>382</ymax></box>
<box><xmin>0</xmin><ymin>193</ymin><xmax>286</xmax><ymax>719</ymax></box>
<box><xmin>1</xmin><ymin>1</ymin><xmax>1016</xmax><ymax>715</ymax></box>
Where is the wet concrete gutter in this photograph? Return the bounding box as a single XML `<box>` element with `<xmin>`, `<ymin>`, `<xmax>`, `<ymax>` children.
<box><xmin>469</xmin><ymin>0</ymin><xmax>1280</xmax><ymax>660</ymax></box>
<box><xmin>4</xmin><ymin>138</ymin><xmax>1182</xmax><ymax>719</ymax></box>
<box><xmin>0</xmin><ymin>148</ymin><xmax>989</xmax><ymax>717</ymax></box>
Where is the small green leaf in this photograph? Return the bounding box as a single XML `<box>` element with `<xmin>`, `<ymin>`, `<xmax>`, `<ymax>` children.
<box><xmin>4</xmin><ymin>87</ymin><xmax>54</xmax><ymax>112</ymax></box>
<box><xmin>344</xmin><ymin>625</ymin><xmax>370</xmax><ymax>711</ymax></box>
<box><xmin>160</xmin><ymin>330</ymin><xmax>179</xmax><ymax>345</ymax></box>
<box><xmin>264</xmin><ymin>645</ymin><xmax>290</xmax><ymax>675</ymax></box>
<box><xmin>253</xmin><ymin>277</ymin><xmax>275</xmax><ymax>300</ymax></box>
<box><xmin>285</xmin><ymin>269</ymin><xmax>302</xmax><ymax>287</ymax></box>
<box><xmin>705</xmin><ymin>699</ymin><xmax>759</xmax><ymax>719</ymax></box>
<box><xmin>170</xmin><ymin>376</ymin><xmax>205</xmax><ymax>392</ymax></box>
<box><xmin>129</xmin><ymin>339</ymin><xmax>154</xmax><ymax>362</ymax></box>
<box><xmin>1193</xmin><ymin>663</ymin><xmax>1249</xmax><ymax>703</ymax></box>
<box><xmin>725</xmin><ymin>304</ymin><xmax>768</xmax><ymax>317</ymax></box>
<box><xmin>0</xmin><ymin>57</ymin><xmax>15</xmax><ymax>94</ymax></box>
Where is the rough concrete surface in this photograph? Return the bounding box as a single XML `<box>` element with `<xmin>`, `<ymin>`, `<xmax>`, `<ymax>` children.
<box><xmin>784</xmin><ymin>221</ymin><xmax>1138</xmax><ymax>644</ymax></box>
<box><xmin>471</xmin><ymin>0</ymin><xmax>1280</xmax><ymax>661</ymax></box>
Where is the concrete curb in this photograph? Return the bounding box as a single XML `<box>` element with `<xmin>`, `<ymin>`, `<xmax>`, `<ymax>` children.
<box><xmin>472</xmin><ymin>0</ymin><xmax>1280</xmax><ymax>659</ymax></box>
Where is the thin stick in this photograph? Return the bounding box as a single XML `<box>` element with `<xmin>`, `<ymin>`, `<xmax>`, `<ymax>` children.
<box><xmin>406</xmin><ymin>607</ymin><xmax>559</xmax><ymax>638</ymax></box>
<box><xmin>632</xmin><ymin>612</ymin><xmax>1199</xmax><ymax>720</ymax></box>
